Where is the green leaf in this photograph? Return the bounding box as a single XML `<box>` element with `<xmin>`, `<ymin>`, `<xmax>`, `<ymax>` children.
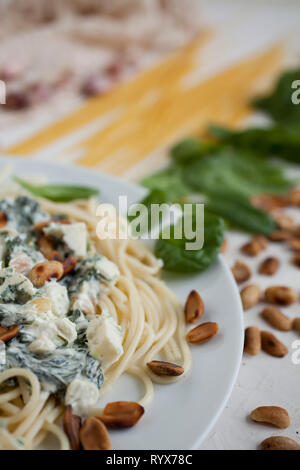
<box><xmin>253</xmin><ymin>68</ymin><xmax>300</xmax><ymax>126</ymax></box>
<box><xmin>128</xmin><ymin>188</ymin><xmax>169</xmax><ymax>224</ymax></box>
<box><xmin>207</xmin><ymin>192</ymin><xmax>276</xmax><ymax>235</ymax></box>
<box><xmin>128</xmin><ymin>187</ymin><xmax>184</xmax><ymax>237</ymax></box>
<box><xmin>142</xmin><ymin>166</ymin><xmax>191</xmax><ymax>202</ymax></box>
<box><xmin>182</xmin><ymin>147</ymin><xmax>292</xmax><ymax>198</ymax></box>
<box><xmin>170</xmin><ymin>137</ymin><xmax>220</xmax><ymax>165</ymax></box>
<box><xmin>14</xmin><ymin>177</ymin><xmax>99</xmax><ymax>202</ymax></box>
<box><xmin>209</xmin><ymin>124</ymin><xmax>300</xmax><ymax>164</ymax></box>
<box><xmin>155</xmin><ymin>208</ymin><xmax>224</xmax><ymax>273</ymax></box>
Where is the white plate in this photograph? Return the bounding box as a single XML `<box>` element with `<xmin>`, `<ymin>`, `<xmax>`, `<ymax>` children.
<box><xmin>0</xmin><ymin>157</ymin><xmax>244</xmax><ymax>450</ymax></box>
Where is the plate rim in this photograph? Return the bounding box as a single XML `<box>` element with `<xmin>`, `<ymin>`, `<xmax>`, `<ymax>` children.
<box><xmin>192</xmin><ymin>255</ymin><xmax>244</xmax><ymax>449</ymax></box>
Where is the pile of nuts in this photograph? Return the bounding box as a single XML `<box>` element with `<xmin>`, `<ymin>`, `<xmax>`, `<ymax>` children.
<box><xmin>229</xmin><ymin>192</ymin><xmax>300</xmax><ymax>449</ymax></box>
<box><xmin>249</xmin><ymin>406</ymin><xmax>300</xmax><ymax>450</ymax></box>
<box><xmin>64</xmin><ymin>402</ymin><xmax>144</xmax><ymax>450</ymax></box>
<box><xmin>146</xmin><ymin>290</ymin><xmax>219</xmax><ymax>378</ymax></box>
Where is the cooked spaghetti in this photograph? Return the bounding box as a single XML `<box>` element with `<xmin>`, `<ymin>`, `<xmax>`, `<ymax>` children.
<box><xmin>0</xmin><ymin>168</ymin><xmax>191</xmax><ymax>450</ymax></box>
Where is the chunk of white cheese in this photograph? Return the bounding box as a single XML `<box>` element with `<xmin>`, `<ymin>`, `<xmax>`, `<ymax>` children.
<box><xmin>28</xmin><ymin>318</ymin><xmax>59</xmax><ymax>353</ymax></box>
<box><xmin>95</xmin><ymin>256</ymin><xmax>120</xmax><ymax>282</ymax></box>
<box><xmin>65</xmin><ymin>378</ymin><xmax>99</xmax><ymax>416</ymax></box>
<box><xmin>55</xmin><ymin>318</ymin><xmax>77</xmax><ymax>344</ymax></box>
<box><xmin>28</xmin><ymin>317</ymin><xmax>77</xmax><ymax>354</ymax></box>
<box><xmin>71</xmin><ymin>279</ymin><xmax>100</xmax><ymax>317</ymax></box>
<box><xmin>29</xmin><ymin>333</ymin><xmax>57</xmax><ymax>354</ymax></box>
<box><xmin>87</xmin><ymin>312</ymin><xmax>123</xmax><ymax>370</ymax></box>
<box><xmin>44</xmin><ymin>222</ymin><xmax>88</xmax><ymax>259</ymax></box>
<box><xmin>43</xmin><ymin>281</ymin><xmax>70</xmax><ymax>317</ymax></box>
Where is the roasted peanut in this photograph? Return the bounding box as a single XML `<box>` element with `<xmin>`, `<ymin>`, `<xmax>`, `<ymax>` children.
<box><xmin>241</xmin><ymin>240</ymin><xmax>261</xmax><ymax>256</ymax></box>
<box><xmin>288</xmin><ymin>238</ymin><xmax>300</xmax><ymax>252</ymax></box>
<box><xmin>37</xmin><ymin>233</ymin><xmax>63</xmax><ymax>262</ymax></box>
<box><xmin>147</xmin><ymin>360</ymin><xmax>184</xmax><ymax>376</ymax></box>
<box><xmin>47</xmin><ymin>250</ymin><xmax>63</xmax><ymax>262</ymax></box>
<box><xmin>63</xmin><ymin>405</ymin><xmax>81</xmax><ymax>450</ymax></box>
<box><xmin>241</xmin><ymin>236</ymin><xmax>267</xmax><ymax>256</ymax></box>
<box><xmin>244</xmin><ymin>326</ymin><xmax>261</xmax><ymax>356</ymax></box>
<box><xmin>240</xmin><ymin>284</ymin><xmax>261</xmax><ymax>310</ymax></box>
<box><xmin>265</xmin><ymin>286</ymin><xmax>298</xmax><ymax>306</ymax></box>
<box><xmin>250</xmin><ymin>406</ymin><xmax>290</xmax><ymax>429</ymax></box>
<box><xmin>99</xmin><ymin>401</ymin><xmax>144</xmax><ymax>429</ymax></box>
<box><xmin>0</xmin><ymin>325</ymin><xmax>18</xmax><ymax>342</ymax></box>
<box><xmin>242</xmin><ymin>238</ymin><xmax>263</xmax><ymax>255</ymax></box>
<box><xmin>293</xmin><ymin>225</ymin><xmax>300</xmax><ymax>238</ymax></box>
<box><xmin>37</xmin><ymin>235</ymin><xmax>55</xmax><ymax>258</ymax></box>
<box><xmin>268</xmin><ymin>230</ymin><xmax>292</xmax><ymax>242</ymax></box>
<box><xmin>292</xmin><ymin>253</ymin><xmax>300</xmax><ymax>267</ymax></box>
<box><xmin>184</xmin><ymin>290</ymin><xmax>204</xmax><ymax>323</ymax></box>
<box><xmin>261</xmin><ymin>331</ymin><xmax>288</xmax><ymax>357</ymax></box>
<box><xmin>254</xmin><ymin>235</ymin><xmax>268</xmax><ymax>249</ymax></box>
<box><xmin>186</xmin><ymin>322</ymin><xmax>218</xmax><ymax>345</ymax></box>
<box><xmin>62</xmin><ymin>256</ymin><xmax>78</xmax><ymax>277</ymax></box>
<box><xmin>251</xmin><ymin>194</ymin><xmax>287</xmax><ymax>212</ymax></box>
<box><xmin>273</xmin><ymin>212</ymin><xmax>294</xmax><ymax>231</ymax></box>
<box><xmin>231</xmin><ymin>261</ymin><xmax>251</xmax><ymax>284</ymax></box>
<box><xmin>34</xmin><ymin>218</ymin><xmax>71</xmax><ymax>232</ymax></box>
<box><xmin>29</xmin><ymin>260</ymin><xmax>64</xmax><ymax>287</ymax></box>
<box><xmin>261</xmin><ymin>306</ymin><xmax>292</xmax><ymax>331</ymax></box>
<box><xmin>293</xmin><ymin>318</ymin><xmax>300</xmax><ymax>334</ymax></box>
<box><xmin>0</xmin><ymin>211</ymin><xmax>7</xmax><ymax>228</ymax></box>
<box><xmin>79</xmin><ymin>417</ymin><xmax>111</xmax><ymax>450</ymax></box>
<box><xmin>259</xmin><ymin>257</ymin><xmax>279</xmax><ymax>276</ymax></box>
<box><xmin>37</xmin><ymin>234</ymin><xmax>62</xmax><ymax>262</ymax></box>
<box><xmin>261</xmin><ymin>436</ymin><xmax>300</xmax><ymax>450</ymax></box>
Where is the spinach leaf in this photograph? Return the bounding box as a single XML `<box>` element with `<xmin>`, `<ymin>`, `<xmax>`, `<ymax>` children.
<box><xmin>140</xmin><ymin>141</ymin><xmax>291</xmax><ymax>245</ymax></box>
<box><xmin>0</xmin><ymin>196</ymin><xmax>48</xmax><ymax>233</ymax></box>
<box><xmin>207</xmin><ymin>193</ymin><xmax>277</xmax><ymax>235</ymax></box>
<box><xmin>253</xmin><ymin>68</ymin><xmax>300</xmax><ymax>126</ymax></box>
<box><xmin>14</xmin><ymin>177</ymin><xmax>99</xmax><ymax>202</ymax></box>
<box><xmin>0</xmin><ymin>304</ymin><xmax>34</xmax><ymax>327</ymax></box>
<box><xmin>170</xmin><ymin>137</ymin><xmax>220</xmax><ymax>165</ymax></box>
<box><xmin>209</xmin><ymin>124</ymin><xmax>300</xmax><ymax>164</ymax></box>
<box><xmin>155</xmin><ymin>209</ymin><xmax>224</xmax><ymax>273</ymax></box>
<box><xmin>128</xmin><ymin>188</ymin><xmax>179</xmax><ymax>237</ymax></box>
<box><xmin>142</xmin><ymin>166</ymin><xmax>191</xmax><ymax>202</ymax></box>
<box><xmin>84</xmin><ymin>354</ymin><xmax>104</xmax><ymax>389</ymax></box>
<box><xmin>138</xmin><ymin>188</ymin><xmax>171</xmax><ymax>207</ymax></box>
<box><xmin>67</xmin><ymin>309</ymin><xmax>89</xmax><ymax>348</ymax></box>
<box><xmin>2</xmin><ymin>340</ymin><xmax>104</xmax><ymax>392</ymax></box>
<box><xmin>182</xmin><ymin>147</ymin><xmax>292</xmax><ymax>198</ymax></box>
<box><xmin>2</xmin><ymin>342</ymin><xmax>86</xmax><ymax>392</ymax></box>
